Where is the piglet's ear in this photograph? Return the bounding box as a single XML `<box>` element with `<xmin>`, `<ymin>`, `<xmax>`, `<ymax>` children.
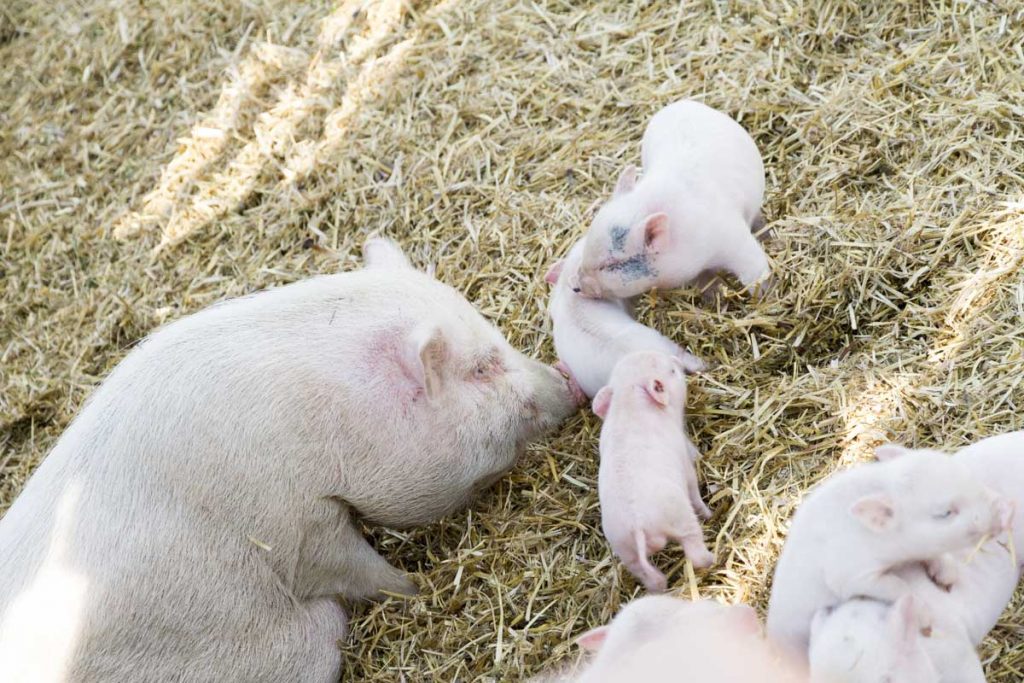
<box><xmin>544</xmin><ymin>259</ymin><xmax>565</xmax><ymax>285</ymax></box>
<box><xmin>404</xmin><ymin>323</ymin><xmax>447</xmax><ymax>400</ymax></box>
<box><xmin>874</xmin><ymin>444</ymin><xmax>911</xmax><ymax>462</ymax></box>
<box><xmin>850</xmin><ymin>493</ymin><xmax>896</xmax><ymax>532</ymax></box>
<box><xmin>642</xmin><ymin>213</ymin><xmax>671</xmax><ymax>252</ymax></box>
<box><xmin>592</xmin><ymin>386</ymin><xmax>613</xmax><ymax>419</ymax></box>
<box><xmin>576</xmin><ymin>626</ymin><xmax>609</xmax><ymax>652</ymax></box>
<box><xmin>643</xmin><ymin>378</ymin><xmax>670</xmax><ymax>407</ymax></box>
<box><xmin>614</xmin><ymin>165</ymin><xmax>638</xmax><ymax>196</ymax></box>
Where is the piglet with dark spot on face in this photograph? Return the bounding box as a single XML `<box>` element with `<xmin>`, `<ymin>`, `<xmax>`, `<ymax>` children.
<box><xmin>0</xmin><ymin>237</ymin><xmax>582</xmax><ymax>682</ymax></box>
<box><xmin>545</xmin><ymin>239</ymin><xmax>704</xmax><ymax>399</ymax></box>
<box><xmin>574</xmin><ymin>99</ymin><xmax>771</xmax><ymax>300</ymax></box>
<box><xmin>592</xmin><ymin>351</ymin><xmax>713</xmax><ymax>592</ymax></box>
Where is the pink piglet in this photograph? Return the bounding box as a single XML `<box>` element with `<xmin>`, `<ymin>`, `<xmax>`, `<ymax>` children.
<box><xmin>592</xmin><ymin>351</ymin><xmax>714</xmax><ymax>592</ymax></box>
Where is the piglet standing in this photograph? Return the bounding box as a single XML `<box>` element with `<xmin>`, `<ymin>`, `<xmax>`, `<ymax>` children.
<box><xmin>592</xmin><ymin>351</ymin><xmax>713</xmax><ymax>591</ymax></box>
<box><xmin>574</xmin><ymin>99</ymin><xmax>769</xmax><ymax>300</ymax></box>
<box><xmin>545</xmin><ymin>239</ymin><xmax>704</xmax><ymax>398</ymax></box>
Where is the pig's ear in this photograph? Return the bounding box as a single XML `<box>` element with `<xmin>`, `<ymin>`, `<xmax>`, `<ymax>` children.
<box><xmin>404</xmin><ymin>323</ymin><xmax>447</xmax><ymax>399</ymax></box>
<box><xmin>850</xmin><ymin>493</ymin><xmax>896</xmax><ymax>532</ymax></box>
<box><xmin>614</xmin><ymin>164</ymin><xmax>638</xmax><ymax>196</ymax></box>
<box><xmin>889</xmin><ymin>595</ymin><xmax>921</xmax><ymax>649</ymax></box>
<box><xmin>544</xmin><ymin>259</ymin><xmax>565</xmax><ymax>285</ymax></box>
<box><xmin>643</xmin><ymin>378</ymin><xmax>670</xmax><ymax>407</ymax></box>
<box><xmin>363</xmin><ymin>237</ymin><xmax>412</xmax><ymax>270</ymax></box>
<box><xmin>576</xmin><ymin>626</ymin><xmax>609</xmax><ymax>652</ymax></box>
<box><xmin>592</xmin><ymin>386</ymin><xmax>613</xmax><ymax>419</ymax></box>
<box><xmin>642</xmin><ymin>213</ymin><xmax>671</xmax><ymax>253</ymax></box>
<box><xmin>874</xmin><ymin>444</ymin><xmax>911</xmax><ymax>462</ymax></box>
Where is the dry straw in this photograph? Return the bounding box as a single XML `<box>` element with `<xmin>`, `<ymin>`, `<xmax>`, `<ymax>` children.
<box><xmin>3</xmin><ymin>0</ymin><xmax>1024</xmax><ymax>680</ymax></box>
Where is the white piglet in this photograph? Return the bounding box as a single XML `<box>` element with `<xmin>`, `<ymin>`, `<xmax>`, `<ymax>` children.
<box><xmin>574</xmin><ymin>99</ymin><xmax>769</xmax><ymax>300</ymax></box>
<box><xmin>766</xmin><ymin>448</ymin><xmax>1010</xmax><ymax>662</ymax></box>
<box><xmin>546</xmin><ymin>239</ymin><xmax>704</xmax><ymax>398</ymax></box>
<box><xmin>592</xmin><ymin>351</ymin><xmax>714</xmax><ymax>591</ymax></box>
<box><xmin>809</xmin><ymin>434</ymin><xmax>1024</xmax><ymax>683</ymax></box>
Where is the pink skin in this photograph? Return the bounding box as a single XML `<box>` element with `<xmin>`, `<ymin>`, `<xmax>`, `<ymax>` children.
<box><xmin>593</xmin><ymin>351</ymin><xmax>713</xmax><ymax>592</ymax></box>
<box><xmin>559</xmin><ymin>597</ymin><xmax>808</xmax><ymax>683</ymax></box>
<box><xmin>545</xmin><ymin>239</ymin><xmax>704</xmax><ymax>399</ymax></box>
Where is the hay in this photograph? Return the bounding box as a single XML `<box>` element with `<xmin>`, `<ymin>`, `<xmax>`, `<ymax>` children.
<box><xmin>2</xmin><ymin>0</ymin><xmax>1024</xmax><ymax>680</ymax></box>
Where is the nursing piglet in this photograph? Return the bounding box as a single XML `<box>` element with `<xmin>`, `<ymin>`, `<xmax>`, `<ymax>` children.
<box><xmin>765</xmin><ymin>448</ymin><xmax>1009</xmax><ymax>662</ymax></box>
<box><xmin>545</xmin><ymin>239</ymin><xmax>704</xmax><ymax>398</ymax></box>
<box><xmin>592</xmin><ymin>351</ymin><xmax>713</xmax><ymax>591</ymax></box>
<box><xmin>573</xmin><ymin>99</ymin><xmax>770</xmax><ymax>300</ymax></box>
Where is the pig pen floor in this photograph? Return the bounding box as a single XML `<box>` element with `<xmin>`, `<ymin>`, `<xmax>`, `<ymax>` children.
<box><xmin>2</xmin><ymin>1</ymin><xmax>1024</xmax><ymax>680</ymax></box>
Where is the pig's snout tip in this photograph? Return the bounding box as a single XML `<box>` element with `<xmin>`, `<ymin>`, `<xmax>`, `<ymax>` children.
<box><xmin>554</xmin><ymin>361</ymin><xmax>586</xmax><ymax>407</ymax></box>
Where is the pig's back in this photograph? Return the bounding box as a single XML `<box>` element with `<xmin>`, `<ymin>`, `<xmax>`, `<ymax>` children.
<box><xmin>640</xmin><ymin>99</ymin><xmax>764</xmax><ymax>221</ymax></box>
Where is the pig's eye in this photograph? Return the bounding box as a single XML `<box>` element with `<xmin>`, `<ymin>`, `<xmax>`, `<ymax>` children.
<box><xmin>473</xmin><ymin>363</ymin><xmax>491</xmax><ymax>380</ymax></box>
<box><xmin>653</xmin><ymin>380</ymin><xmax>664</xmax><ymax>393</ymax></box>
<box><xmin>933</xmin><ymin>506</ymin><xmax>959</xmax><ymax>520</ymax></box>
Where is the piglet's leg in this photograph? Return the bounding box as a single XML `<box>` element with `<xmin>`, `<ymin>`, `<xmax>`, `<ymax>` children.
<box><xmin>723</xmin><ymin>231</ymin><xmax>771</xmax><ymax>298</ymax></box>
<box><xmin>669</xmin><ymin>503</ymin><xmax>715</xmax><ymax>569</ymax></box>
<box><xmin>682</xmin><ymin>441</ymin><xmax>712</xmax><ymax>520</ymax></box>
<box><xmin>623</xmin><ymin>530</ymin><xmax>668</xmax><ymax>592</ymax></box>
<box><xmin>925</xmin><ymin>553</ymin><xmax>959</xmax><ymax>591</ymax></box>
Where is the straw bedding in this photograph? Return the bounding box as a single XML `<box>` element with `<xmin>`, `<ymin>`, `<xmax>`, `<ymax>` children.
<box><xmin>2</xmin><ymin>0</ymin><xmax>1024</xmax><ymax>680</ymax></box>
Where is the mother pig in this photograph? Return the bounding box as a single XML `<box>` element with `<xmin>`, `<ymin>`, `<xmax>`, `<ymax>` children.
<box><xmin>0</xmin><ymin>238</ymin><xmax>580</xmax><ymax>682</ymax></box>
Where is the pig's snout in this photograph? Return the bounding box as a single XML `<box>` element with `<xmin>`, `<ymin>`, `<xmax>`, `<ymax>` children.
<box><xmin>521</xmin><ymin>361</ymin><xmax>581</xmax><ymax>433</ymax></box>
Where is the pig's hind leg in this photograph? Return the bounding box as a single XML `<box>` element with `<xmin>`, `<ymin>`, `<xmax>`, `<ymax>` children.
<box><xmin>682</xmin><ymin>440</ymin><xmax>712</xmax><ymax>520</ymax></box>
<box><xmin>621</xmin><ymin>529</ymin><xmax>668</xmax><ymax>592</ymax></box>
<box><xmin>669</xmin><ymin>502</ymin><xmax>715</xmax><ymax>569</ymax></box>
<box><xmin>722</xmin><ymin>230</ymin><xmax>771</xmax><ymax>298</ymax></box>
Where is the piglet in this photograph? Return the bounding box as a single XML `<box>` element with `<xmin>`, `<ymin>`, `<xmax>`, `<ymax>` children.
<box><xmin>765</xmin><ymin>447</ymin><xmax>1010</xmax><ymax>663</ymax></box>
<box><xmin>549</xmin><ymin>596</ymin><xmax>807</xmax><ymax>683</ymax></box>
<box><xmin>808</xmin><ymin>434</ymin><xmax>1024</xmax><ymax>683</ymax></box>
<box><xmin>545</xmin><ymin>239</ymin><xmax>704</xmax><ymax>398</ymax></box>
<box><xmin>573</xmin><ymin>99</ymin><xmax>769</xmax><ymax>300</ymax></box>
<box><xmin>592</xmin><ymin>351</ymin><xmax>713</xmax><ymax>592</ymax></box>
<box><xmin>809</xmin><ymin>595</ymin><xmax>940</xmax><ymax>683</ymax></box>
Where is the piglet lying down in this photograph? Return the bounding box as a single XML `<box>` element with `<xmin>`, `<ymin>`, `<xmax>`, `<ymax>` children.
<box><xmin>0</xmin><ymin>237</ymin><xmax>580</xmax><ymax>682</ymax></box>
<box><xmin>810</xmin><ymin>435</ymin><xmax>1024</xmax><ymax>683</ymax></box>
<box><xmin>546</xmin><ymin>239</ymin><xmax>704</xmax><ymax>399</ymax></box>
<box><xmin>593</xmin><ymin>351</ymin><xmax>714</xmax><ymax>591</ymax></box>
<box><xmin>533</xmin><ymin>596</ymin><xmax>807</xmax><ymax>682</ymax></box>
<box><xmin>766</xmin><ymin>446</ymin><xmax>1010</xmax><ymax>664</ymax></box>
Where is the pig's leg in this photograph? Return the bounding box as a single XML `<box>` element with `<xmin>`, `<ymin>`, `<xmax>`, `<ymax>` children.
<box><xmin>362</xmin><ymin>237</ymin><xmax>411</xmax><ymax>269</ymax></box>
<box><xmin>925</xmin><ymin>553</ymin><xmax>959</xmax><ymax>590</ymax></box>
<box><xmin>622</xmin><ymin>529</ymin><xmax>668</xmax><ymax>592</ymax></box>
<box><xmin>669</xmin><ymin>502</ymin><xmax>715</xmax><ymax>569</ymax></box>
<box><xmin>296</xmin><ymin>498</ymin><xmax>417</xmax><ymax>601</ymax></box>
<box><xmin>722</xmin><ymin>232</ymin><xmax>771</xmax><ymax>297</ymax></box>
<box><xmin>682</xmin><ymin>440</ymin><xmax>712</xmax><ymax>520</ymax></box>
